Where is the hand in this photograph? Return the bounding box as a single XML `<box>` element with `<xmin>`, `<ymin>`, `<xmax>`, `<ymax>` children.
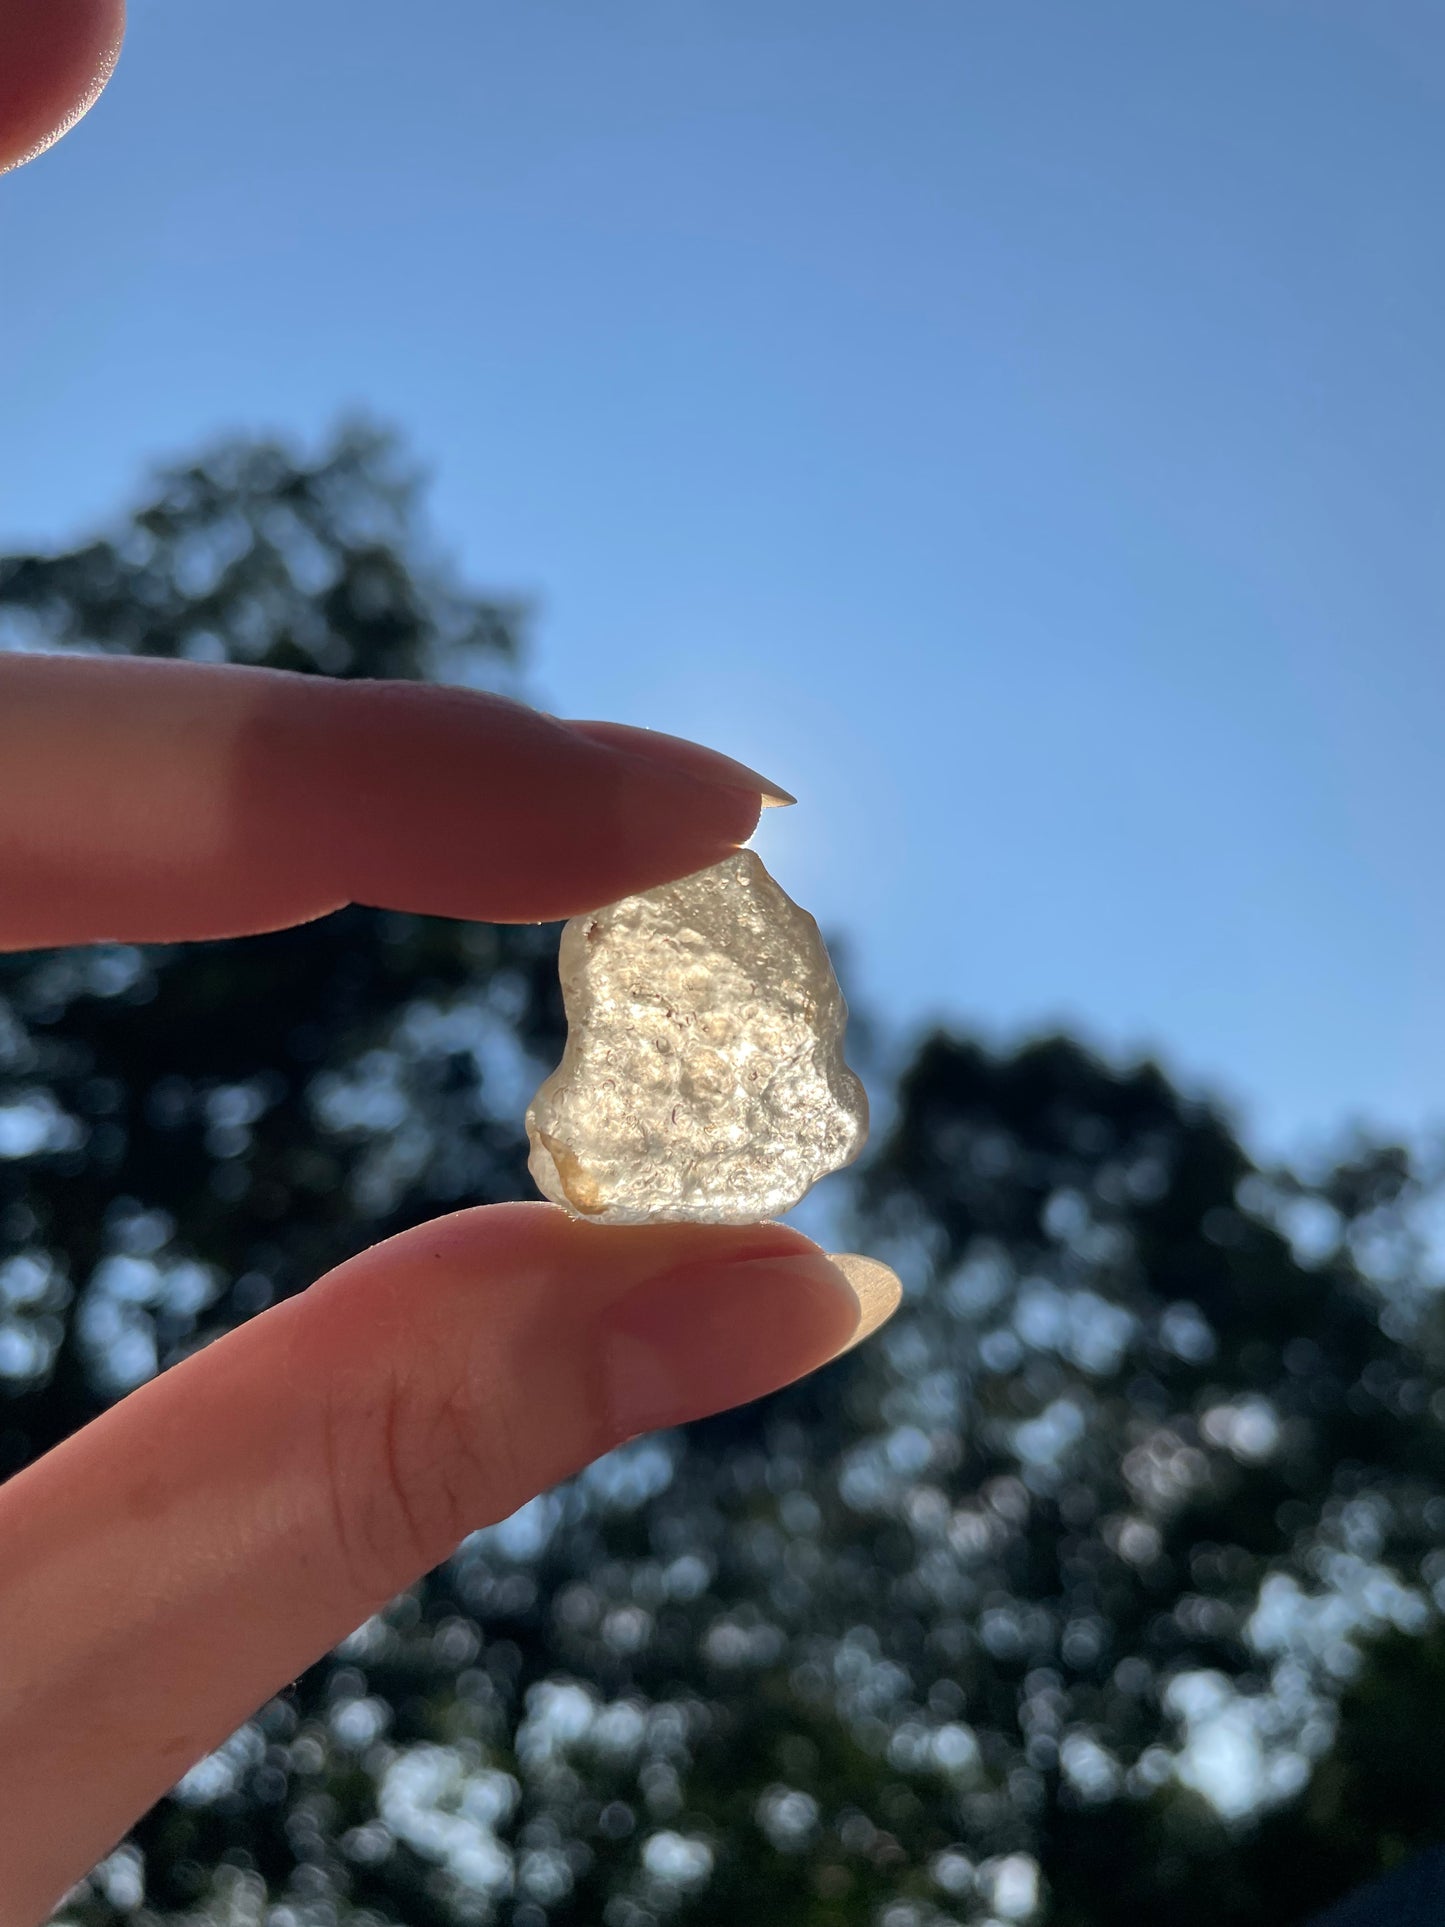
<box><xmin>0</xmin><ymin>657</ymin><xmax>898</xmax><ymax>1924</ymax></box>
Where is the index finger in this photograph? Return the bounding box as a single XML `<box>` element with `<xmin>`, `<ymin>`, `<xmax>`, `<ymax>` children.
<box><xmin>0</xmin><ymin>0</ymin><xmax>124</xmax><ymax>174</ymax></box>
<box><xmin>0</xmin><ymin>655</ymin><xmax>791</xmax><ymax>949</ymax></box>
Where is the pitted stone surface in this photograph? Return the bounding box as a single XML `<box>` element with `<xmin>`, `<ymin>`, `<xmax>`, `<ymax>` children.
<box><xmin>526</xmin><ymin>850</ymin><xmax>868</xmax><ymax>1225</ymax></box>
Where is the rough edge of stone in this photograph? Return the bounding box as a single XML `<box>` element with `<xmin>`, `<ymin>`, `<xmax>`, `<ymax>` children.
<box><xmin>525</xmin><ymin>849</ymin><xmax>869</xmax><ymax>1225</ymax></box>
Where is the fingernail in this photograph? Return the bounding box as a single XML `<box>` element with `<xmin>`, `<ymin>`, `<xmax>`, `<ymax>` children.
<box><xmin>827</xmin><ymin>1254</ymin><xmax>903</xmax><ymax>1352</ymax></box>
<box><xmin>566</xmin><ymin>720</ymin><xmax>797</xmax><ymax>809</ymax></box>
<box><xmin>601</xmin><ymin>1250</ymin><xmax>859</xmax><ymax>1438</ymax></box>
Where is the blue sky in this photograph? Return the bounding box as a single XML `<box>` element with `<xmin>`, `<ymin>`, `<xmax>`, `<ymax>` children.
<box><xmin>2</xmin><ymin>0</ymin><xmax>1443</xmax><ymax>1158</ymax></box>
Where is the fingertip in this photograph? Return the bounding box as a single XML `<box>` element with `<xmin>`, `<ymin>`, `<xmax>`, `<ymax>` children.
<box><xmin>595</xmin><ymin>1245</ymin><xmax>863</xmax><ymax>1440</ymax></box>
<box><xmin>266</xmin><ymin>678</ymin><xmax>769</xmax><ymax>926</ymax></box>
<box><xmin>567</xmin><ymin>719</ymin><xmax>796</xmax><ymax>814</ymax></box>
<box><xmin>325</xmin><ymin>1206</ymin><xmax>863</xmax><ymax>1456</ymax></box>
<box><xmin>0</xmin><ymin>0</ymin><xmax>125</xmax><ymax>175</ymax></box>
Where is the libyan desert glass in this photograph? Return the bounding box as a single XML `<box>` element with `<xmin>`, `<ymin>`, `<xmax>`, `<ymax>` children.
<box><xmin>526</xmin><ymin>849</ymin><xmax>869</xmax><ymax>1225</ymax></box>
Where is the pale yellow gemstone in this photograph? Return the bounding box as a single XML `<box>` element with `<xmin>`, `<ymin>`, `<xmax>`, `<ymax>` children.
<box><xmin>526</xmin><ymin>850</ymin><xmax>869</xmax><ymax>1225</ymax></box>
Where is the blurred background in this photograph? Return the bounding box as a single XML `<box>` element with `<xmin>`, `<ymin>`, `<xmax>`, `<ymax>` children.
<box><xmin>3</xmin><ymin>2</ymin><xmax>1445</xmax><ymax>1923</ymax></box>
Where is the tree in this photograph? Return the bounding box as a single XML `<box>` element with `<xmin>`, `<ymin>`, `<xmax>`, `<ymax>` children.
<box><xmin>5</xmin><ymin>428</ymin><xmax>1445</xmax><ymax>1927</ymax></box>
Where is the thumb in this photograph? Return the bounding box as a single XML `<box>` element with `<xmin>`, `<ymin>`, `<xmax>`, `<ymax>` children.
<box><xmin>0</xmin><ymin>1204</ymin><xmax>896</xmax><ymax>1924</ymax></box>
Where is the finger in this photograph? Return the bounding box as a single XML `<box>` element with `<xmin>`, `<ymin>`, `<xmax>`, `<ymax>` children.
<box><xmin>570</xmin><ymin>720</ymin><xmax>796</xmax><ymax>807</ymax></box>
<box><xmin>0</xmin><ymin>0</ymin><xmax>124</xmax><ymax>174</ymax></box>
<box><xmin>0</xmin><ymin>656</ymin><xmax>792</xmax><ymax>949</ymax></box>
<box><xmin>0</xmin><ymin>1206</ymin><xmax>889</xmax><ymax>1924</ymax></box>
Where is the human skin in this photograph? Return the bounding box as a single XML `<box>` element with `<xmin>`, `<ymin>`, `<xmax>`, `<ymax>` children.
<box><xmin>0</xmin><ymin>40</ymin><xmax>897</xmax><ymax>1921</ymax></box>
<box><xmin>0</xmin><ymin>0</ymin><xmax>124</xmax><ymax>173</ymax></box>
<box><xmin>0</xmin><ymin>658</ymin><xmax>901</xmax><ymax>1925</ymax></box>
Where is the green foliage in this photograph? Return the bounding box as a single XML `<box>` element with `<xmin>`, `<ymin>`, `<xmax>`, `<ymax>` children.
<box><xmin>6</xmin><ymin>430</ymin><xmax>1445</xmax><ymax>1927</ymax></box>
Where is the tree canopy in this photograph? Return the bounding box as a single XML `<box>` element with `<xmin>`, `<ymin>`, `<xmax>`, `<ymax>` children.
<box><xmin>4</xmin><ymin>429</ymin><xmax>1445</xmax><ymax>1927</ymax></box>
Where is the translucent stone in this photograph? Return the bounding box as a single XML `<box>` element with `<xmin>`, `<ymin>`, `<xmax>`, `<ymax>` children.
<box><xmin>526</xmin><ymin>850</ymin><xmax>869</xmax><ymax>1225</ymax></box>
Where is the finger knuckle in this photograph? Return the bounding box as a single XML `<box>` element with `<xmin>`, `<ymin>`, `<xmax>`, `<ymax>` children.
<box><xmin>318</xmin><ymin>1361</ymin><xmax>502</xmax><ymax>1600</ymax></box>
